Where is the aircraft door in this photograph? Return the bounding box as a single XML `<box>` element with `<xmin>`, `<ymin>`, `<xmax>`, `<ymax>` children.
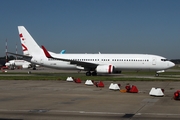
<box><xmin>152</xmin><ymin>58</ymin><xmax>156</xmax><ymax>65</ymax></box>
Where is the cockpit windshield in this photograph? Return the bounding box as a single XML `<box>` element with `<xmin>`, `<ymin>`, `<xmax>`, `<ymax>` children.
<box><xmin>161</xmin><ymin>59</ymin><xmax>168</xmax><ymax>61</ymax></box>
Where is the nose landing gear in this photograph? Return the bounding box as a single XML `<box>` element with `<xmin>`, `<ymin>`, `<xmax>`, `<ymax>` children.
<box><xmin>155</xmin><ymin>73</ymin><xmax>159</xmax><ymax>77</ymax></box>
<box><xmin>155</xmin><ymin>70</ymin><xmax>165</xmax><ymax>77</ymax></box>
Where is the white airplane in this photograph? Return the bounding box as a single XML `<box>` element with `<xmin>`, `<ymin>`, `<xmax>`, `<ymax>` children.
<box><xmin>5</xmin><ymin>49</ymin><xmax>65</xmax><ymax>70</ymax></box>
<box><xmin>8</xmin><ymin>26</ymin><xmax>175</xmax><ymax>76</ymax></box>
<box><xmin>5</xmin><ymin>39</ymin><xmax>39</xmax><ymax>70</ymax></box>
<box><xmin>5</xmin><ymin>60</ymin><xmax>33</xmax><ymax>69</ymax></box>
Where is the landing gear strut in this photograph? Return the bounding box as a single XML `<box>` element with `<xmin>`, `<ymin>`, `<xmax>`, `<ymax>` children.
<box><xmin>155</xmin><ymin>73</ymin><xmax>159</xmax><ymax>77</ymax></box>
<box><xmin>155</xmin><ymin>70</ymin><xmax>164</xmax><ymax>77</ymax></box>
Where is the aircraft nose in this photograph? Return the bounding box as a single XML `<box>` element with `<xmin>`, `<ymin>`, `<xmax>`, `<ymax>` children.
<box><xmin>5</xmin><ymin>63</ymin><xmax>10</xmax><ymax>66</ymax></box>
<box><xmin>169</xmin><ymin>61</ymin><xmax>175</xmax><ymax>68</ymax></box>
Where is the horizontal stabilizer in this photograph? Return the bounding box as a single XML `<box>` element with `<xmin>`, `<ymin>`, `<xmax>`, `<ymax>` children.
<box><xmin>7</xmin><ymin>52</ymin><xmax>32</xmax><ymax>59</ymax></box>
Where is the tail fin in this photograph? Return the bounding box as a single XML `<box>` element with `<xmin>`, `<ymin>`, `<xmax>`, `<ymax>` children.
<box><xmin>41</xmin><ymin>45</ymin><xmax>52</xmax><ymax>58</ymax></box>
<box><xmin>18</xmin><ymin>26</ymin><xmax>42</xmax><ymax>56</ymax></box>
<box><xmin>60</xmin><ymin>50</ymin><xmax>66</xmax><ymax>54</ymax></box>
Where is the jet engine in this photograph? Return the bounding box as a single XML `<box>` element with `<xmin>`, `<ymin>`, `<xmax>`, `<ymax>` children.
<box><xmin>96</xmin><ymin>65</ymin><xmax>115</xmax><ymax>74</ymax></box>
<box><xmin>22</xmin><ymin>64</ymin><xmax>30</xmax><ymax>69</ymax></box>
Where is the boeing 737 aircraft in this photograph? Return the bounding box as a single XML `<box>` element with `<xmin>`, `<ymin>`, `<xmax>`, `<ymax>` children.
<box><xmin>5</xmin><ymin>60</ymin><xmax>31</xmax><ymax>69</ymax></box>
<box><xmin>8</xmin><ymin>26</ymin><xmax>175</xmax><ymax>76</ymax></box>
<box><xmin>5</xmin><ymin>60</ymin><xmax>39</xmax><ymax>70</ymax></box>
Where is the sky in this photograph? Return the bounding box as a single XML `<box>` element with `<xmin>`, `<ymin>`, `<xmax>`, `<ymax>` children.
<box><xmin>0</xmin><ymin>0</ymin><xmax>180</xmax><ymax>59</ymax></box>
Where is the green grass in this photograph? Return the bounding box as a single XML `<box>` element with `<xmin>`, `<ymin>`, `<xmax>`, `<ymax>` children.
<box><xmin>0</xmin><ymin>75</ymin><xmax>153</xmax><ymax>81</ymax></box>
<box><xmin>0</xmin><ymin>70</ymin><xmax>179</xmax><ymax>81</ymax></box>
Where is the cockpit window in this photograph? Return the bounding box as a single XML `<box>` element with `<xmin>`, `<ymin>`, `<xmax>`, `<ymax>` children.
<box><xmin>161</xmin><ymin>59</ymin><xmax>168</xmax><ymax>61</ymax></box>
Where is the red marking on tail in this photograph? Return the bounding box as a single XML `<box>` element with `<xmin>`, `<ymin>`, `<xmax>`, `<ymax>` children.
<box><xmin>19</xmin><ymin>33</ymin><xmax>25</xmax><ymax>40</ymax></box>
<box><xmin>41</xmin><ymin>46</ymin><xmax>52</xmax><ymax>58</ymax></box>
<box><xmin>22</xmin><ymin>44</ymin><xmax>28</xmax><ymax>51</ymax></box>
<box><xmin>19</xmin><ymin>33</ymin><xmax>23</xmax><ymax>38</ymax></box>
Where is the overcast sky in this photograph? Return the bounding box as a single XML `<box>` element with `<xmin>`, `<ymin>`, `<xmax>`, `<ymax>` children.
<box><xmin>0</xmin><ymin>0</ymin><xmax>180</xmax><ymax>59</ymax></box>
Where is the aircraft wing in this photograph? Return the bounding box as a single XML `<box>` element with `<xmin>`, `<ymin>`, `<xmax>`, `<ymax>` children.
<box><xmin>7</xmin><ymin>52</ymin><xmax>32</xmax><ymax>59</ymax></box>
<box><xmin>41</xmin><ymin>46</ymin><xmax>98</xmax><ymax>69</ymax></box>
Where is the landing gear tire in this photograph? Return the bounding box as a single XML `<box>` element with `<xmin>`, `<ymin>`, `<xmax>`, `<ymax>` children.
<box><xmin>86</xmin><ymin>71</ymin><xmax>91</xmax><ymax>76</ymax></box>
<box><xmin>33</xmin><ymin>67</ymin><xmax>36</xmax><ymax>70</ymax></box>
<box><xmin>115</xmin><ymin>70</ymin><xmax>122</xmax><ymax>74</ymax></box>
<box><xmin>92</xmin><ymin>71</ymin><xmax>97</xmax><ymax>76</ymax></box>
<box><xmin>155</xmin><ymin>73</ymin><xmax>159</xmax><ymax>77</ymax></box>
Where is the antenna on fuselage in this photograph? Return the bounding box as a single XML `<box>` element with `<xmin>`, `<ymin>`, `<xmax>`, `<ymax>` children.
<box><xmin>5</xmin><ymin>39</ymin><xmax>8</xmax><ymax>62</ymax></box>
<box><xmin>16</xmin><ymin>43</ymin><xmax>18</xmax><ymax>60</ymax></box>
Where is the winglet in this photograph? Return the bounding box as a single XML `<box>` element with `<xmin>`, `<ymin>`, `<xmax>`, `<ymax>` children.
<box><xmin>41</xmin><ymin>46</ymin><xmax>52</xmax><ymax>58</ymax></box>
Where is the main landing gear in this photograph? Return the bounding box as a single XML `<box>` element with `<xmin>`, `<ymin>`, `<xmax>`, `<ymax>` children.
<box><xmin>155</xmin><ymin>73</ymin><xmax>159</xmax><ymax>77</ymax></box>
<box><xmin>86</xmin><ymin>71</ymin><xmax>97</xmax><ymax>76</ymax></box>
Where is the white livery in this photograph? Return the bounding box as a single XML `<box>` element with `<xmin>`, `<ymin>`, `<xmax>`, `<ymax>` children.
<box><xmin>8</xmin><ymin>26</ymin><xmax>175</xmax><ymax>76</ymax></box>
<box><xmin>5</xmin><ymin>60</ymin><xmax>32</xmax><ymax>69</ymax></box>
<box><xmin>5</xmin><ymin>60</ymin><xmax>39</xmax><ymax>70</ymax></box>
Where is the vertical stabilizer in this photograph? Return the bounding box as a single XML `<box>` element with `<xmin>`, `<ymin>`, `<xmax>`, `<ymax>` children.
<box><xmin>18</xmin><ymin>26</ymin><xmax>42</xmax><ymax>56</ymax></box>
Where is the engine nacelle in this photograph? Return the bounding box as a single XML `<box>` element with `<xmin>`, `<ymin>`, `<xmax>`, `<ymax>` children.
<box><xmin>96</xmin><ymin>65</ymin><xmax>115</xmax><ymax>74</ymax></box>
<box><xmin>22</xmin><ymin>64</ymin><xmax>30</xmax><ymax>69</ymax></box>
